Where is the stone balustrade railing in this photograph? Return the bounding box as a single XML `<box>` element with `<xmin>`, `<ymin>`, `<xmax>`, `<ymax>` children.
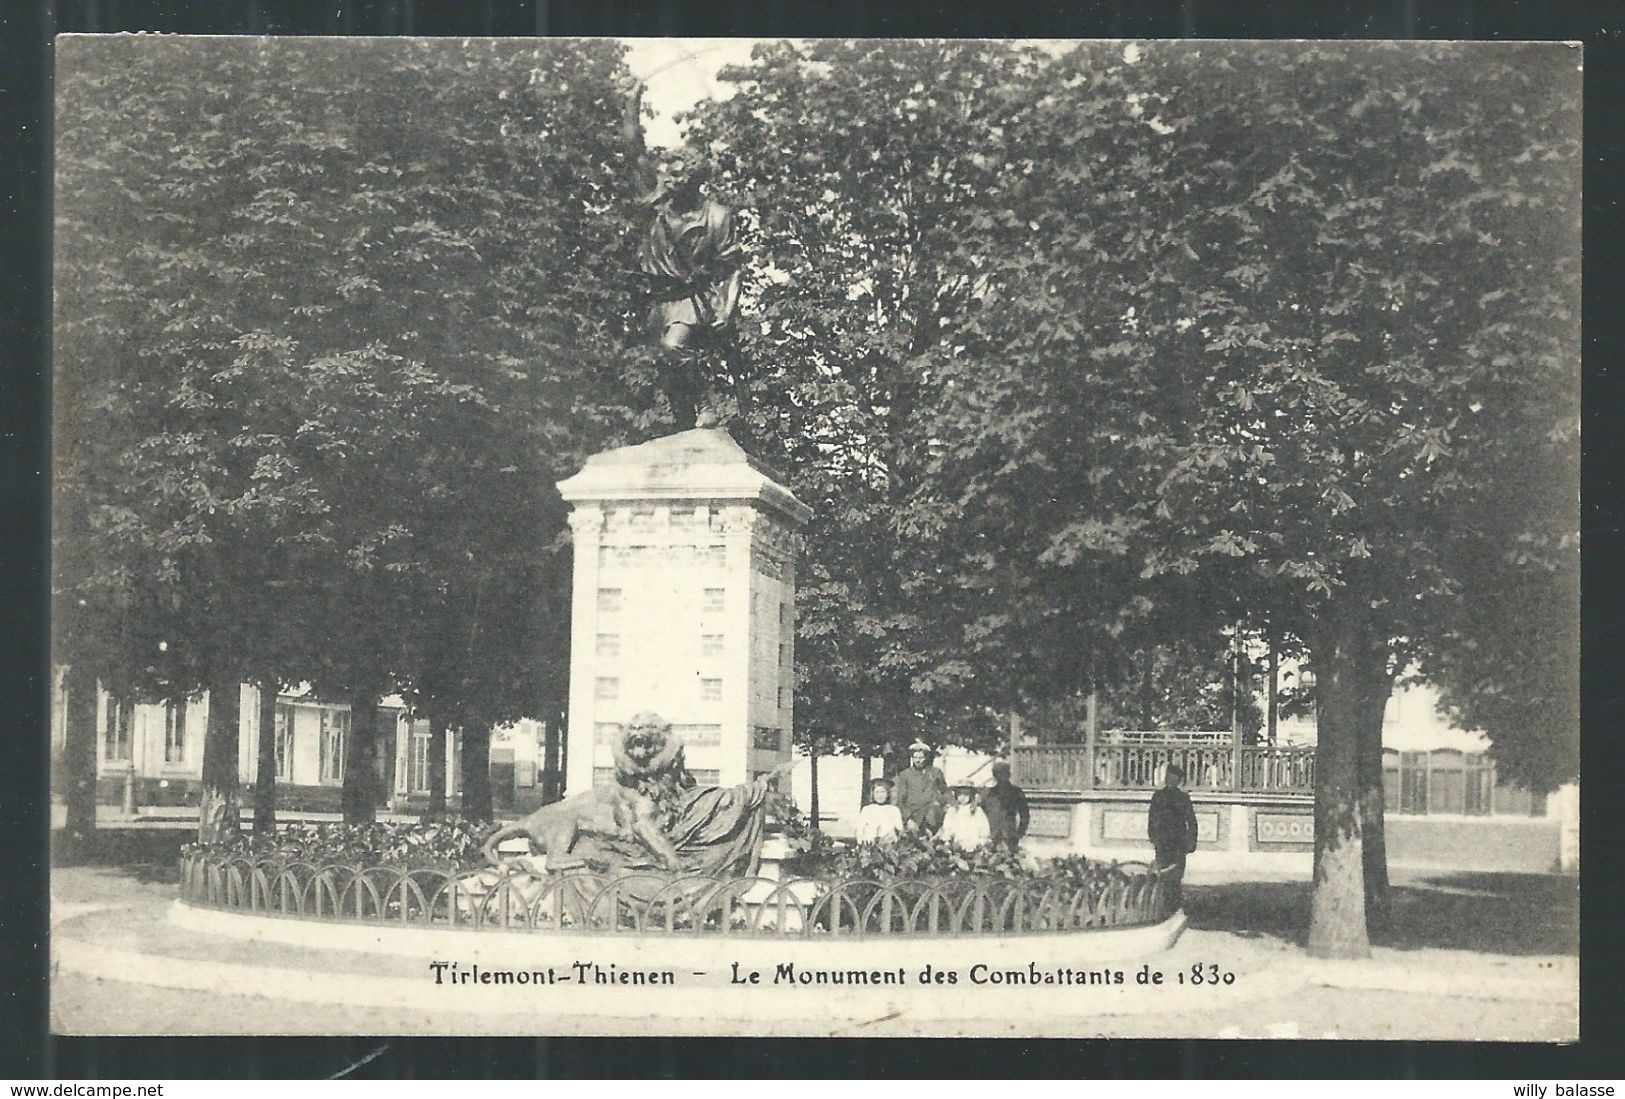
<box><xmin>1013</xmin><ymin>742</ymin><xmax>1316</xmax><ymax>796</ymax></box>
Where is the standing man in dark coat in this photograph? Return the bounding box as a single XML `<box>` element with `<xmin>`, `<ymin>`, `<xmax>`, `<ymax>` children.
<box><xmin>1147</xmin><ymin>764</ymin><xmax>1199</xmax><ymax>907</ymax></box>
<box><xmin>894</xmin><ymin>740</ymin><xmax>948</xmax><ymax>834</ymax></box>
<box><xmin>981</xmin><ymin>761</ymin><xmax>1030</xmax><ymax>852</ymax></box>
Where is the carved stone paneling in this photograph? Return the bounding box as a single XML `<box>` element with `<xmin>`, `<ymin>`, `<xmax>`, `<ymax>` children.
<box><xmin>1028</xmin><ymin>806</ymin><xmax>1074</xmax><ymax>838</ymax></box>
<box><xmin>720</xmin><ymin>504</ymin><xmax>761</xmax><ymax>537</ymax></box>
<box><xmin>566</xmin><ymin>507</ymin><xmax>604</xmax><ymax>539</ymax></box>
<box><xmin>1255</xmin><ymin>811</ymin><xmax>1314</xmax><ymax>845</ymax></box>
<box><xmin>1101</xmin><ymin>806</ymin><xmax>1221</xmax><ymax>843</ymax></box>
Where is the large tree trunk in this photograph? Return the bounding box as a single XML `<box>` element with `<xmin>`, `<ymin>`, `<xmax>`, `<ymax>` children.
<box><xmin>540</xmin><ymin>717</ymin><xmax>561</xmax><ymax>805</ymax></box>
<box><xmin>198</xmin><ymin>679</ymin><xmax>242</xmax><ymax>845</ymax></box>
<box><xmin>860</xmin><ymin>755</ymin><xmax>873</xmax><ymax>807</ymax></box>
<box><xmin>1308</xmin><ymin>700</ymin><xmax>1367</xmax><ymax>957</ymax></box>
<box><xmin>342</xmin><ymin>690</ymin><xmax>381</xmax><ymax>825</ymax></box>
<box><xmin>253</xmin><ymin>682</ymin><xmax>278</xmax><ymax>836</ymax></box>
<box><xmin>165</xmin><ymin>697</ymin><xmax>189</xmax><ymax>816</ymax></box>
<box><xmin>1267</xmin><ymin>638</ymin><xmax>1279</xmax><ymax>745</ymax></box>
<box><xmin>1306</xmin><ymin>600</ymin><xmax>1389</xmax><ymax>959</ymax></box>
<box><xmin>61</xmin><ymin>663</ymin><xmax>100</xmax><ymax>853</ymax></box>
<box><xmin>424</xmin><ymin>712</ymin><xmax>448</xmax><ymax>819</ymax></box>
<box><xmin>116</xmin><ymin>699</ymin><xmax>136</xmax><ymax>816</ymax></box>
<box><xmin>1358</xmin><ymin>674</ymin><xmax>1394</xmax><ymax>934</ymax></box>
<box><xmin>808</xmin><ymin>738</ymin><xmax>821</xmax><ymax>826</ymax></box>
<box><xmin>459</xmin><ymin>719</ymin><xmax>493</xmax><ymax>823</ymax></box>
<box><xmin>425</xmin><ymin>713</ymin><xmax>449</xmax><ymax>817</ymax></box>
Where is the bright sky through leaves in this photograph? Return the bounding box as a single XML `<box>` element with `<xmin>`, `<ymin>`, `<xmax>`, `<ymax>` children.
<box><xmin>619</xmin><ymin>38</ymin><xmax>759</xmax><ymax>147</ymax></box>
<box><xmin>620</xmin><ymin>38</ymin><xmax>1076</xmax><ymax>147</ymax></box>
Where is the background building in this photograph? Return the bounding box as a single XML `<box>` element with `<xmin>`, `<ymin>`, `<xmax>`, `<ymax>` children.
<box><xmin>1005</xmin><ymin>668</ymin><xmax>1575</xmax><ymax>874</ymax></box>
<box><xmin>51</xmin><ymin>676</ymin><xmax>561</xmax><ymax>817</ymax></box>
<box><xmin>53</xmin><ymin>663</ymin><xmax>1575</xmax><ymax>875</ymax></box>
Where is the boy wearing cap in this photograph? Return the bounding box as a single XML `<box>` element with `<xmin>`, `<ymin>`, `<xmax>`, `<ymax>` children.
<box><xmin>939</xmin><ymin>784</ymin><xmax>992</xmax><ymax>850</ymax></box>
<box><xmin>1147</xmin><ymin>764</ymin><xmax>1199</xmax><ymax>906</ymax></box>
<box><xmin>856</xmin><ymin>778</ymin><xmax>904</xmax><ymax>844</ymax></box>
<box><xmin>894</xmin><ymin>740</ymin><xmax>948</xmax><ymax>834</ymax></box>
<box><xmin>981</xmin><ymin>761</ymin><xmax>1030</xmax><ymax>851</ymax></box>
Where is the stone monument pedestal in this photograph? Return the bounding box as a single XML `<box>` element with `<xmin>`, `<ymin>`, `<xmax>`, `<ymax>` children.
<box><xmin>555</xmin><ymin>429</ymin><xmax>812</xmax><ymax>794</ymax></box>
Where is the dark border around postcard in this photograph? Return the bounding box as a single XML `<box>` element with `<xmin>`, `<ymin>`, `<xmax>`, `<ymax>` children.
<box><xmin>6</xmin><ymin>0</ymin><xmax>1623</xmax><ymax>1081</ymax></box>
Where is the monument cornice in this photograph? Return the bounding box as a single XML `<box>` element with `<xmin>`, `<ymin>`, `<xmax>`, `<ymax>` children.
<box><xmin>556</xmin><ymin>428</ymin><xmax>813</xmax><ymax>527</ymax></box>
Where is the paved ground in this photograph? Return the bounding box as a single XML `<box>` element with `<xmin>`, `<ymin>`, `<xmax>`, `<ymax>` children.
<box><xmin>46</xmin><ymin>852</ymin><xmax>1578</xmax><ymax>1040</ymax></box>
<box><xmin>1184</xmin><ymin>867</ymin><xmax>1580</xmax><ymax>956</ymax></box>
<box><xmin>48</xmin><ymin>969</ymin><xmax>1576</xmax><ymax>1040</ymax></box>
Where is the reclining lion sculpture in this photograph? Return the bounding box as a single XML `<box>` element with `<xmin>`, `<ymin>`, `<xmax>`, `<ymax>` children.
<box><xmin>479</xmin><ymin>711</ymin><xmax>792</xmax><ymax>877</ymax></box>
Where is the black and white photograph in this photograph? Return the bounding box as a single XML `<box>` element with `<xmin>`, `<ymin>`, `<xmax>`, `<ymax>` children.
<box><xmin>47</xmin><ymin>34</ymin><xmax>1581</xmax><ymax>1040</ymax></box>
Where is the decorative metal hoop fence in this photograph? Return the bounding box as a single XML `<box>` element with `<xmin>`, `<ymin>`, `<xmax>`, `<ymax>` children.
<box><xmin>177</xmin><ymin>852</ymin><xmax>1176</xmax><ymax>938</ymax></box>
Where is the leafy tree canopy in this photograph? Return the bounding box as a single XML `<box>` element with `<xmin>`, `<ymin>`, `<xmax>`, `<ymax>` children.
<box><xmin>897</xmin><ymin>41</ymin><xmax>1577</xmax><ymax>779</ymax></box>
<box><xmin>55</xmin><ymin>37</ymin><xmax>652</xmax><ymax>732</ymax></box>
<box><xmin>683</xmin><ymin>40</ymin><xmax>1054</xmax><ymax>758</ymax></box>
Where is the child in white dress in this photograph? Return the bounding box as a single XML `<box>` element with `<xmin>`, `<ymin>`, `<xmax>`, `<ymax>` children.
<box><xmin>856</xmin><ymin>778</ymin><xmax>904</xmax><ymax>844</ymax></box>
<box><xmin>938</xmin><ymin>784</ymin><xmax>991</xmax><ymax>850</ymax></box>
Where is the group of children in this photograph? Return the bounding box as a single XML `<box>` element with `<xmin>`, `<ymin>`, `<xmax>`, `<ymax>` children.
<box><xmin>856</xmin><ymin>776</ymin><xmax>992</xmax><ymax>847</ymax></box>
<box><xmin>854</xmin><ymin>758</ymin><xmax>1028</xmax><ymax>852</ymax></box>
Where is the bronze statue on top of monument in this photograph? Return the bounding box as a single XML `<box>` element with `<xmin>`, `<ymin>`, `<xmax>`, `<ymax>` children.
<box><xmin>621</xmin><ymin>74</ymin><xmax>745</xmax><ymax>430</ymax></box>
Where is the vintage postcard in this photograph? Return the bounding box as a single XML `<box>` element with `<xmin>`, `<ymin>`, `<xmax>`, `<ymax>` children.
<box><xmin>49</xmin><ymin>35</ymin><xmax>1580</xmax><ymax>1039</ymax></box>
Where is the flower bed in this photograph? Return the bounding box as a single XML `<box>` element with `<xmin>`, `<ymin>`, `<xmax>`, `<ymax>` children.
<box><xmin>179</xmin><ymin>820</ymin><xmax>1174</xmax><ymax>938</ymax></box>
<box><xmin>181</xmin><ymin>818</ymin><xmax>489</xmax><ymax>872</ymax></box>
<box><xmin>777</xmin><ymin>811</ymin><xmax>1112</xmax><ymax>886</ymax></box>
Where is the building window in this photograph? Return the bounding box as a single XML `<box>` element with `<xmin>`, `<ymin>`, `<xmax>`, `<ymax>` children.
<box><xmin>706</xmin><ymin>545</ymin><xmax>726</xmax><ymax>567</ymax></box>
<box><xmin>673</xmin><ymin>724</ymin><xmax>722</xmax><ymax>747</ymax></box>
<box><xmin>1291</xmin><ymin>669</ymin><xmax>1318</xmax><ymax>720</ymax></box>
<box><xmin>318</xmin><ymin>708</ymin><xmax>349</xmax><ymax>785</ymax></box>
<box><xmin>103</xmin><ymin>699</ymin><xmax>131</xmax><ymax>762</ymax></box>
<box><xmin>752</xmin><ymin>725</ymin><xmax>783</xmax><ymax>752</ymax></box>
<box><xmin>1427</xmin><ymin>751</ymin><xmax>1465</xmax><ymax>815</ymax></box>
<box><xmin>592</xmin><ymin>766</ymin><xmax>618</xmax><ymax>789</ymax></box>
<box><xmin>274</xmin><ymin>704</ymin><xmax>294</xmax><ymax>782</ymax></box>
<box><xmin>779</xmin><ymin>687</ymin><xmax>790</xmax><ymax>710</ymax></box>
<box><xmin>1492</xmin><ymin>781</ymin><xmax>1549</xmax><ymax>817</ymax></box>
<box><xmin>703</xmin><ymin>587</ymin><xmax>725</xmax><ymax>613</ymax></box>
<box><xmin>1389</xmin><ymin>750</ymin><xmax>1551</xmax><ymax>818</ymax></box>
<box><xmin>596</xmin><ymin>677</ymin><xmax>619</xmax><ymax>700</ymax></box>
<box><xmin>1463</xmin><ymin>753</ymin><xmax>1494</xmax><ymax>816</ymax></box>
<box><xmin>702</xmin><ymin>633</ymin><xmax>724</xmax><ymax>658</ymax></box>
<box><xmin>407</xmin><ymin>732</ymin><xmax>431</xmax><ymax>794</ymax></box>
<box><xmin>597</xmin><ymin>588</ymin><xmax>622</xmax><ymax>613</ymax></box>
<box><xmin>689</xmin><ymin>768</ymin><xmax>721</xmax><ymax>786</ymax></box>
<box><xmin>778</xmin><ymin>642</ymin><xmax>788</xmax><ymax>667</ymax></box>
<box><xmin>701</xmin><ymin>678</ymin><xmax>722</xmax><ymax>702</ymax></box>
<box><xmin>780</xmin><ymin>603</ymin><xmax>791</xmax><ymax>626</ymax></box>
<box><xmin>163</xmin><ymin>702</ymin><xmax>186</xmax><ymax>764</ymax></box>
<box><xmin>596</xmin><ymin>633</ymin><xmax>620</xmax><ymax>659</ymax></box>
<box><xmin>1399</xmin><ymin>751</ymin><xmax>1428</xmax><ymax>814</ymax></box>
